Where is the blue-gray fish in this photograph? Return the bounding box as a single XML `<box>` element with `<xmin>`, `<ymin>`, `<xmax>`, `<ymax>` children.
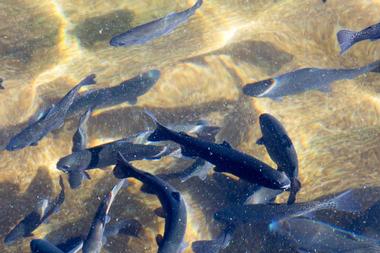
<box><xmin>31</xmin><ymin>239</ymin><xmax>83</xmax><ymax>253</ymax></box>
<box><xmin>114</xmin><ymin>153</ymin><xmax>187</xmax><ymax>253</ymax></box>
<box><xmin>337</xmin><ymin>22</ymin><xmax>380</xmax><ymax>54</ymax></box>
<box><xmin>83</xmin><ymin>179</ymin><xmax>126</xmax><ymax>253</ymax></box>
<box><xmin>191</xmin><ymin>225</ymin><xmax>234</xmax><ymax>253</ymax></box>
<box><xmin>269</xmin><ymin>217</ymin><xmax>380</xmax><ymax>253</ymax></box>
<box><xmin>67</xmin><ymin>70</ymin><xmax>160</xmax><ymax>117</ymax></box>
<box><xmin>214</xmin><ymin>190</ymin><xmax>361</xmax><ymax>226</ymax></box>
<box><xmin>109</xmin><ymin>0</ymin><xmax>203</xmax><ymax>47</ymax></box>
<box><xmin>4</xmin><ymin>176</ymin><xmax>65</xmax><ymax>245</ymax></box>
<box><xmin>6</xmin><ymin>74</ymin><xmax>96</xmax><ymax>151</ymax></box>
<box><xmin>0</xmin><ymin>77</ymin><xmax>4</xmax><ymax>89</ymax></box>
<box><xmin>242</xmin><ymin>60</ymin><xmax>380</xmax><ymax>99</ymax></box>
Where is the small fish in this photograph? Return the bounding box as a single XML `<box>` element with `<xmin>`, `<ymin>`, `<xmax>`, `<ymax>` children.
<box><xmin>0</xmin><ymin>78</ymin><xmax>4</xmax><ymax>89</ymax></box>
<box><xmin>110</xmin><ymin>0</ymin><xmax>203</xmax><ymax>47</ymax></box>
<box><xmin>67</xmin><ymin>70</ymin><xmax>160</xmax><ymax>117</ymax></box>
<box><xmin>269</xmin><ymin>217</ymin><xmax>380</xmax><ymax>253</ymax></box>
<box><xmin>4</xmin><ymin>176</ymin><xmax>65</xmax><ymax>245</ymax></box>
<box><xmin>214</xmin><ymin>190</ymin><xmax>361</xmax><ymax>226</ymax></box>
<box><xmin>114</xmin><ymin>153</ymin><xmax>188</xmax><ymax>253</ymax></box>
<box><xmin>83</xmin><ymin>179</ymin><xmax>126</xmax><ymax>253</ymax></box>
<box><xmin>57</xmin><ymin>109</ymin><xmax>166</xmax><ymax>189</ymax></box>
<box><xmin>242</xmin><ymin>60</ymin><xmax>380</xmax><ymax>100</ymax></box>
<box><xmin>191</xmin><ymin>225</ymin><xmax>234</xmax><ymax>253</ymax></box>
<box><xmin>31</xmin><ymin>238</ymin><xmax>83</xmax><ymax>253</ymax></box>
<box><xmin>6</xmin><ymin>74</ymin><xmax>96</xmax><ymax>151</ymax></box>
<box><xmin>337</xmin><ymin>22</ymin><xmax>380</xmax><ymax>54</ymax></box>
<box><xmin>145</xmin><ymin>111</ymin><xmax>291</xmax><ymax>190</ymax></box>
<box><xmin>256</xmin><ymin>113</ymin><xmax>301</xmax><ymax>204</ymax></box>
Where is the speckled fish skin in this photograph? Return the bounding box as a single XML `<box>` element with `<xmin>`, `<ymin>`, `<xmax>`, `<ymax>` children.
<box><xmin>243</xmin><ymin>60</ymin><xmax>380</xmax><ymax>99</ymax></box>
<box><xmin>146</xmin><ymin>112</ymin><xmax>291</xmax><ymax>190</ymax></box>
<box><xmin>109</xmin><ymin>0</ymin><xmax>203</xmax><ymax>47</ymax></box>
<box><xmin>269</xmin><ymin>217</ymin><xmax>380</xmax><ymax>253</ymax></box>
<box><xmin>5</xmin><ymin>74</ymin><xmax>96</xmax><ymax>151</ymax></box>
<box><xmin>337</xmin><ymin>22</ymin><xmax>380</xmax><ymax>54</ymax></box>
<box><xmin>114</xmin><ymin>154</ymin><xmax>187</xmax><ymax>253</ymax></box>
<box><xmin>67</xmin><ymin>70</ymin><xmax>160</xmax><ymax>118</ymax></box>
<box><xmin>257</xmin><ymin>113</ymin><xmax>300</xmax><ymax>204</ymax></box>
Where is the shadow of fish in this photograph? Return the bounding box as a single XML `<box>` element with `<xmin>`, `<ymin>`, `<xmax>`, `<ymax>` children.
<box><xmin>109</xmin><ymin>0</ymin><xmax>203</xmax><ymax>47</ymax></box>
<box><xmin>242</xmin><ymin>60</ymin><xmax>380</xmax><ymax>100</ymax></box>
<box><xmin>6</xmin><ymin>74</ymin><xmax>96</xmax><ymax>151</ymax></box>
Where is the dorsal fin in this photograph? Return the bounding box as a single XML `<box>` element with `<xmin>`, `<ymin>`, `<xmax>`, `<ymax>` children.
<box><xmin>156</xmin><ymin>234</ymin><xmax>163</xmax><ymax>246</ymax></box>
<box><xmin>221</xmin><ymin>141</ymin><xmax>232</xmax><ymax>149</ymax></box>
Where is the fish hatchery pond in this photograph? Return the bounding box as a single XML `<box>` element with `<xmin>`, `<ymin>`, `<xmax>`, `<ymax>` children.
<box><xmin>1</xmin><ymin>0</ymin><xmax>380</xmax><ymax>252</ymax></box>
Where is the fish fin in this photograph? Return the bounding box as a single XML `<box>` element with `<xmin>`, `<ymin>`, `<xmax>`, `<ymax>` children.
<box><xmin>72</xmin><ymin>107</ymin><xmax>92</xmax><ymax>152</ymax></box>
<box><xmin>105</xmin><ymin>215</ymin><xmax>111</xmax><ymax>224</ymax></box>
<box><xmin>127</xmin><ymin>97</ymin><xmax>138</xmax><ymax>105</ymax></box>
<box><xmin>154</xmin><ymin>207</ymin><xmax>166</xmax><ymax>218</ymax></box>
<box><xmin>287</xmin><ymin>178</ymin><xmax>301</xmax><ymax>205</ymax></box>
<box><xmin>181</xmin><ymin>145</ymin><xmax>198</xmax><ymax>157</ymax></box>
<box><xmin>113</xmin><ymin>152</ymin><xmax>138</xmax><ymax>179</ymax></box>
<box><xmin>145</xmin><ymin>110</ymin><xmax>172</xmax><ymax>142</ymax></box>
<box><xmin>156</xmin><ymin>234</ymin><xmax>163</xmax><ymax>246</ymax></box>
<box><xmin>193</xmin><ymin>0</ymin><xmax>203</xmax><ymax>10</ymax></box>
<box><xmin>140</xmin><ymin>183</ymin><xmax>156</xmax><ymax>194</ymax></box>
<box><xmin>171</xmin><ymin>191</ymin><xmax>181</xmax><ymax>202</ymax></box>
<box><xmin>368</xmin><ymin>60</ymin><xmax>380</xmax><ymax>73</ymax></box>
<box><xmin>30</xmin><ymin>142</ymin><xmax>38</xmax><ymax>146</ymax></box>
<box><xmin>221</xmin><ymin>141</ymin><xmax>232</xmax><ymax>149</ymax></box>
<box><xmin>256</xmin><ymin>137</ymin><xmax>265</xmax><ymax>145</ymax></box>
<box><xmin>196</xmin><ymin>126</ymin><xmax>220</xmax><ymax>142</ymax></box>
<box><xmin>336</xmin><ymin>29</ymin><xmax>357</xmax><ymax>54</ymax></box>
<box><xmin>79</xmin><ymin>74</ymin><xmax>97</xmax><ymax>87</ymax></box>
<box><xmin>30</xmin><ymin>107</ymin><xmax>51</xmax><ymax>124</ymax></box>
<box><xmin>83</xmin><ymin>171</ymin><xmax>91</xmax><ymax>180</ymax></box>
<box><xmin>168</xmin><ymin>148</ymin><xmax>194</xmax><ymax>160</ymax></box>
<box><xmin>330</xmin><ymin>189</ymin><xmax>363</xmax><ymax>213</ymax></box>
<box><xmin>68</xmin><ymin>170</ymin><xmax>85</xmax><ymax>189</ymax></box>
<box><xmin>37</xmin><ymin>199</ymin><xmax>49</xmax><ymax>219</ymax></box>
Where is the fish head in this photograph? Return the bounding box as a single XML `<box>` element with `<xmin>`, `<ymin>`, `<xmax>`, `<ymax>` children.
<box><xmin>4</xmin><ymin>223</ymin><xmax>26</xmax><ymax>245</ymax></box>
<box><xmin>109</xmin><ymin>33</ymin><xmax>140</xmax><ymax>47</ymax></box>
<box><xmin>270</xmin><ymin>171</ymin><xmax>291</xmax><ymax>190</ymax></box>
<box><xmin>56</xmin><ymin>151</ymin><xmax>91</xmax><ymax>172</ymax></box>
<box><xmin>242</xmin><ymin>78</ymin><xmax>275</xmax><ymax>97</ymax></box>
<box><xmin>259</xmin><ymin>113</ymin><xmax>285</xmax><ymax>137</ymax></box>
<box><xmin>213</xmin><ymin>207</ymin><xmax>240</xmax><ymax>225</ymax></box>
<box><xmin>6</xmin><ymin>130</ymin><xmax>35</xmax><ymax>151</ymax></box>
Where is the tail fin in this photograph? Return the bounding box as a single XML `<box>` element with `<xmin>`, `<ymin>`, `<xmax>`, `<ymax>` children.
<box><xmin>287</xmin><ymin>178</ymin><xmax>301</xmax><ymax>205</ymax></box>
<box><xmin>329</xmin><ymin>189</ymin><xmax>363</xmax><ymax>213</ymax></box>
<box><xmin>113</xmin><ymin>152</ymin><xmax>138</xmax><ymax>179</ymax></box>
<box><xmin>337</xmin><ymin>29</ymin><xmax>357</xmax><ymax>55</ymax></box>
<box><xmin>68</xmin><ymin>170</ymin><xmax>86</xmax><ymax>189</ymax></box>
<box><xmin>144</xmin><ymin>110</ymin><xmax>172</xmax><ymax>142</ymax></box>
<box><xmin>193</xmin><ymin>0</ymin><xmax>203</xmax><ymax>10</ymax></box>
<box><xmin>79</xmin><ymin>74</ymin><xmax>96</xmax><ymax>87</ymax></box>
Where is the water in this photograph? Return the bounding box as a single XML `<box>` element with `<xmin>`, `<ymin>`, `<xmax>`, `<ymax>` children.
<box><xmin>1</xmin><ymin>0</ymin><xmax>380</xmax><ymax>252</ymax></box>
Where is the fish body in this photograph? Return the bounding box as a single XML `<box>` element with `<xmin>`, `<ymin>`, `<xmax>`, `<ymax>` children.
<box><xmin>270</xmin><ymin>217</ymin><xmax>380</xmax><ymax>253</ymax></box>
<box><xmin>6</xmin><ymin>74</ymin><xmax>96</xmax><ymax>151</ymax></box>
<box><xmin>191</xmin><ymin>225</ymin><xmax>234</xmax><ymax>253</ymax></box>
<box><xmin>243</xmin><ymin>61</ymin><xmax>380</xmax><ymax>99</ymax></box>
<box><xmin>146</xmin><ymin>112</ymin><xmax>290</xmax><ymax>190</ymax></box>
<box><xmin>30</xmin><ymin>239</ymin><xmax>65</xmax><ymax>253</ymax></box>
<box><xmin>256</xmin><ymin>113</ymin><xmax>300</xmax><ymax>204</ymax></box>
<box><xmin>110</xmin><ymin>0</ymin><xmax>203</xmax><ymax>47</ymax></box>
<box><xmin>337</xmin><ymin>22</ymin><xmax>380</xmax><ymax>54</ymax></box>
<box><xmin>4</xmin><ymin>177</ymin><xmax>65</xmax><ymax>245</ymax></box>
<box><xmin>67</xmin><ymin>70</ymin><xmax>160</xmax><ymax>117</ymax></box>
<box><xmin>214</xmin><ymin>190</ymin><xmax>360</xmax><ymax>225</ymax></box>
<box><xmin>114</xmin><ymin>154</ymin><xmax>187</xmax><ymax>253</ymax></box>
<box><xmin>82</xmin><ymin>179</ymin><xmax>126</xmax><ymax>253</ymax></box>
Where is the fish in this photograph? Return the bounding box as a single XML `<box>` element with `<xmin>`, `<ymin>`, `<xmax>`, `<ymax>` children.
<box><xmin>4</xmin><ymin>176</ymin><xmax>65</xmax><ymax>245</ymax></box>
<box><xmin>110</xmin><ymin>0</ymin><xmax>203</xmax><ymax>47</ymax></box>
<box><xmin>214</xmin><ymin>190</ymin><xmax>361</xmax><ymax>226</ymax></box>
<box><xmin>0</xmin><ymin>77</ymin><xmax>4</xmax><ymax>89</ymax></box>
<box><xmin>67</xmin><ymin>70</ymin><xmax>160</xmax><ymax>117</ymax></box>
<box><xmin>242</xmin><ymin>60</ymin><xmax>380</xmax><ymax>100</ymax></box>
<box><xmin>269</xmin><ymin>217</ymin><xmax>380</xmax><ymax>253</ymax></box>
<box><xmin>337</xmin><ymin>22</ymin><xmax>380</xmax><ymax>54</ymax></box>
<box><xmin>191</xmin><ymin>225</ymin><xmax>234</xmax><ymax>253</ymax></box>
<box><xmin>56</xmin><ymin>109</ymin><xmax>166</xmax><ymax>189</ymax></box>
<box><xmin>145</xmin><ymin>111</ymin><xmax>291</xmax><ymax>190</ymax></box>
<box><xmin>31</xmin><ymin>239</ymin><xmax>83</xmax><ymax>253</ymax></box>
<box><xmin>114</xmin><ymin>153</ymin><xmax>188</xmax><ymax>253</ymax></box>
<box><xmin>6</xmin><ymin>74</ymin><xmax>96</xmax><ymax>151</ymax></box>
<box><xmin>82</xmin><ymin>179</ymin><xmax>126</xmax><ymax>253</ymax></box>
<box><xmin>255</xmin><ymin>113</ymin><xmax>301</xmax><ymax>204</ymax></box>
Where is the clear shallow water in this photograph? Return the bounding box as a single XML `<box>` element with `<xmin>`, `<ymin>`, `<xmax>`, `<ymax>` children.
<box><xmin>1</xmin><ymin>0</ymin><xmax>380</xmax><ymax>252</ymax></box>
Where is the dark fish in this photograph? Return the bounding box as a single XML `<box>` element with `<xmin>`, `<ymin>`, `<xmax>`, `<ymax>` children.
<box><xmin>110</xmin><ymin>0</ymin><xmax>203</xmax><ymax>47</ymax></box>
<box><xmin>4</xmin><ymin>176</ymin><xmax>65</xmax><ymax>245</ymax></box>
<box><xmin>191</xmin><ymin>225</ymin><xmax>234</xmax><ymax>253</ymax></box>
<box><xmin>114</xmin><ymin>153</ymin><xmax>187</xmax><ymax>253</ymax></box>
<box><xmin>67</xmin><ymin>70</ymin><xmax>160</xmax><ymax>117</ymax></box>
<box><xmin>56</xmin><ymin>109</ymin><xmax>166</xmax><ymax>189</ymax></box>
<box><xmin>256</xmin><ymin>113</ymin><xmax>300</xmax><ymax>204</ymax></box>
<box><xmin>214</xmin><ymin>190</ymin><xmax>361</xmax><ymax>226</ymax></box>
<box><xmin>145</xmin><ymin>111</ymin><xmax>291</xmax><ymax>190</ymax></box>
<box><xmin>337</xmin><ymin>22</ymin><xmax>380</xmax><ymax>54</ymax></box>
<box><xmin>269</xmin><ymin>217</ymin><xmax>380</xmax><ymax>253</ymax></box>
<box><xmin>6</xmin><ymin>74</ymin><xmax>96</xmax><ymax>151</ymax></box>
<box><xmin>83</xmin><ymin>179</ymin><xmax>126</xmax><ymax>253</ymax></box>
<box><xmin>0</xmin><ymin>77</ymin><xmax>4</xmax><ymax>89</ymax></box>
<box><xmin>242</xmin><ymin>60</ymin><xmax>380</xmax><ymax>99</ymax></box>
<box><xmin>31</xmin><ymin>238</ymin><xmax>83</xmax><ymax>253</ymax></box>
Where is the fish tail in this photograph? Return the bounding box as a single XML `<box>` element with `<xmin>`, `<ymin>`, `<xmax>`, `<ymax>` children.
<box><xmin>329</xmin><ymin>189</ymin><xmax>362</xmax><ymax>213</ymax></box>
<box><xmin>67</xmin><ymin>170</ymin><xmax>86</xmax><ymax>189</ymax></box>
<box><xmin>145</xmin><ymin>110</ymin><xmax>173</xmax><ymax>142</ymax></box>
<box><xmin>113</xmin><ymin>152</ymin><xmax>139</xmax><ymax>179</ymax></box>
<box><xmin>336</xmin><ymin>29</ymin><xmax>357</xmax><ymax>54</ymax></box>
<box><xmin>79</xmin><ymin>74</ymin><xmax>97</xmax><ymax>87</ymax></box>
<box><xmin>287</xmin><ymin>178</ymin><xmax>301</xmax><ymax>205</ymax></box>
<box><xmin>193</xmin><ymin>0</ymin><xmax>203</xmax><ymax>9</ymax></box>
